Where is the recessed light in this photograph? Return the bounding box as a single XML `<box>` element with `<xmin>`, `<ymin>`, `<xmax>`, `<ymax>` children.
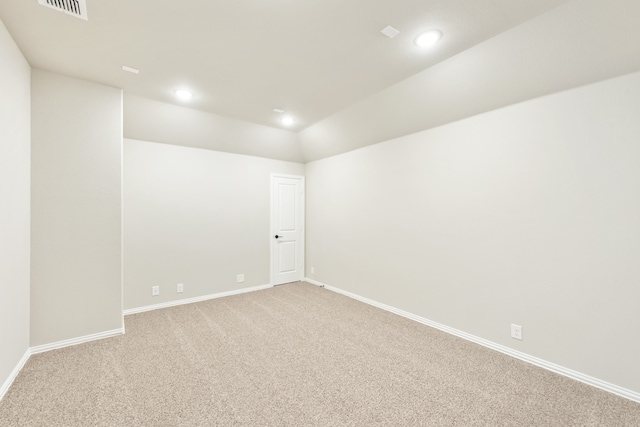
<box><xmin>122</xmin><ymin>65</ymin><xmax>139</xmax><ymax>74</ymax></box>
<box><xmin>282</xmin><ymin>116</ymin><xmax>294</xmax><ymax>126</ymax></box>
<box><xmin>273</xmin><ymin>108</ymin><xmax>285</xmax><ymax>114</ymax></box>
<box><xmin>414</xmin><ymin>30</ymin><xmax>442</xmax><ymax>47</ymax></box>
<box><xmin>174</xmin><ymin>89</ymin><xmax>193</xmax><ymax>100</ymax></box>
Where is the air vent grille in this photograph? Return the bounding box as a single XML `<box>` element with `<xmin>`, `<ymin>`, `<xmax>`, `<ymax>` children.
<box><xmin>37</xmin><ymin>0</ymin><xmax>88</xmax><ymax>20</ymax></box>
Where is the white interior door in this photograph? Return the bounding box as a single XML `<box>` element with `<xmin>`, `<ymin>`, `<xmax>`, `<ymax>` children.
<box><xmin>271</xmin><ymin>174</ymin><xmax>304</xmax><ymax>285</ymax></box>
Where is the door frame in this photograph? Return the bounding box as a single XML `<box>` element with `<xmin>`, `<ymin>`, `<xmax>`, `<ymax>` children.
<box><xmin>270</xmin><ymin>173</ymin><xmax>305</xmax><ymax>286</ymax></box>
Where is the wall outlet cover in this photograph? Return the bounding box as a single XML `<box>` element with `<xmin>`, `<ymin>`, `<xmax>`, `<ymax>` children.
<box><xmin>152</xmin><ymin>286</ymin><xmax>160</xmax><ymax>296</ymax></box>
<box><xmin>237</xmin><ymin>274</ymin><xmax>245</xmax><ymax>283</ymax></box>
<box><xmin>511</xmin><ymin>324</ymin><xmax>523</xmax><ymax>340</ymax></box>
<box><xmin>177</xmin><ymin>283</ymin><xmax>184</xmax><ymax>293</ymax></box>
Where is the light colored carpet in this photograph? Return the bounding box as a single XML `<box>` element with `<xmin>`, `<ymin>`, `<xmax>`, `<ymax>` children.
<box><xmin>1</xmin><ymin>282</ymin><xmax>639</xmax><ymax>426</ymax></box>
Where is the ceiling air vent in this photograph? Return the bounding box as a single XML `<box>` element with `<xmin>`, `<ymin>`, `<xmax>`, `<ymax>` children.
<box><xmin>37</xmin><ymin>0</ymin><xmax>88</xmax><ymax>20</ymax></box>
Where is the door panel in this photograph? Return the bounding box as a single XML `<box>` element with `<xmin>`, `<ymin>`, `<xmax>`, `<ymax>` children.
<box><xmin>278</xmin><ymin>241</ymin><xmax>297</xmax><ymax>273</ymax></box>
<box><xmin>278</xmin><ymin>184</ymin><xmax>297</xmax><ymax>231</ymax></box>
<box><xmin>271</xmin><ymin>175</ymin><xmax>304</xmax><ymax>285</ymax></box>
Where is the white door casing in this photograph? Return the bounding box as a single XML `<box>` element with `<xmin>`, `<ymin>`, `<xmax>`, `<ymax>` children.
<box><xmin>270</xmin><ymin>174</ymin><xmax>304</xmax><ymax>285</ymax></box>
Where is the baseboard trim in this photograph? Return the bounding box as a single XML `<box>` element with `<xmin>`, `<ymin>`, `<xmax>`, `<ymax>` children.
<box><xmin>0</xmin><ymin>349</ymin><xmax>30</xmax><ymax>402</ymax></box>
<box><xmin>123</xmin><ymin>284</ymin><xmax>273</xmax><ymax>315</ymax></box>
<box><xmin>30</xmin><ymin>328</ymin><xmax>125</xmax><ymax>355</ymax></box>
<box><xmin>303</xmin><ymin>278</ymin><xmax>640</xmax><ymax>404</ymax></box>
<box><xmin>304</xmin><ymin>277</ymin><xmax>325</xmax><ymax>287</ymax></box>
<box><xmin>2</xmin><ymin>327</ymin><xmax>125</xmax><ymax>402</ymax></box>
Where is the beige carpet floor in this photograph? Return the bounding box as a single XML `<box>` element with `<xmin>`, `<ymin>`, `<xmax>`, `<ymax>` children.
<box><xmin>1</xmin><ymin>282</ymin><xmax>639</xmax><ymax>426</ymax></box>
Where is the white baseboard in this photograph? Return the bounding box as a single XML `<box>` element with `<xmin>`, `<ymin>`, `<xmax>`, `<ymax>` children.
<box><xmin>123</xmin><ymin>284</ymin><xmax>273</xmax><ymax>315</ymax></box>
<box><xmin>2</xmin><ymin>327</ymin><xmax>125</xmax><ymax>402</ymax></box>
<box><xmin>303</xmin><ymin>278</ymin><xmax>640</xmax><ymax>404</ymax></box>
<box><xmin>0</xmin><ymin>349</ymin><xmax>30</xmax><ymax>402</ymax></box>
<box><xmin>2</xmin><ymin>284</ymin><xmax>272</xmax><ymax>402</ymax></box>
<box><xmin>30</xmin><ymin>328</ymin><xmax>125</xmax><ymax>355</ymax></box>
<box><xmin>304</xmin><ymin>277</ymin><xmax>325</xmax><ymax>287</ymax></box>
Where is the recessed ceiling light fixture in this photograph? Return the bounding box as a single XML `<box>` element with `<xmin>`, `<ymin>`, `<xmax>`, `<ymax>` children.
<box><xmin>273</xmin><ymin>108</ymin><xmax>285</xmax><ymax>114</ymax></box>
<box><xmin>174</xmin><ymin>89</ymin><xmax>194</xmax><ymax>100</ymax></box>
<box><xmin>414</xmin><ymin>30</ymin><xmax>442</xmax><ymax>48</ymax></box>
<box><xmin>282</xmin><ymin>116</ymin><xmax>294</xmax><ymax>126</ymax></box>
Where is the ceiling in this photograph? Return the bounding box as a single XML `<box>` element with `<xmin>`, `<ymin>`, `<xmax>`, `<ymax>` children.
<box><xmin>0</xmin><ymin>0</ymin><xmax>570</xmax><ymax>132</ymax></box>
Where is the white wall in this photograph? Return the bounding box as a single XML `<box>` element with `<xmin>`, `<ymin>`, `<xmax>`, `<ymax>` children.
<box><xmin>30</xmin><ymin>69</ymin><xmax>123</xmax><ymax>346</ymax></box>
<box><xmin>124</xmin><ymin>95</ymin><xmax>304</xmax><ymax>163</ymax></box>
<box><xmin>0</xmin><ymin>18</ymin><xmax>30</xmax><ymax>397</ymax></box>
<box><xmin>124</xmin><ymin>138</ymin><xmax>305</xmax><ymax>310</ymax></box>
<box><xmin>306</xmin><ymin>72</ymin><xmax>640</xmax><ymax>394</ymax></box>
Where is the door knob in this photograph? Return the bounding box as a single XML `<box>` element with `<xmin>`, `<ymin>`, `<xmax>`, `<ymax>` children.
<box><xmin>275</xmin><ymin>235</ymin><xmax>281</xmax><ymax>239</ymax></box>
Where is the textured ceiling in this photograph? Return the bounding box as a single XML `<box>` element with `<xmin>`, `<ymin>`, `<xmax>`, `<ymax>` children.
<box><xmin>0</xmin><ymin>0</ymin><xmax>568</xmax><ymax>131</ymax></box>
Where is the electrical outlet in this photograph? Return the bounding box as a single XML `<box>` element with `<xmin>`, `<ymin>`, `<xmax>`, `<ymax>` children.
<box><xmin>511</xmin><ymin>324</ymin><xmax>523</xmax><ymax>340</ymax></box>
<box><xmin>237</xmin><ymin>274</ymin><xmax>245</xmax><ymax>283</ymax></box>
<box><xmin>152</xmin><ymin>286</ymin><xmax>160</xmax><ymax>296</ymax></box>
<box><xmin>177</xmin><ymin>283</ymin><xmax>184</xmax><ymax>293</ymax></box>
<box><xmin>311</xmin><ymin>267</ymin><xmax>315</xmax><ymax>275</ymax></box>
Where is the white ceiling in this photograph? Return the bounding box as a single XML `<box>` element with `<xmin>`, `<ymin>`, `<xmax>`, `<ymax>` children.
<box><xmin>299</xmin><ymin>0</ymin><xmax>640</xmax><ymax>161</ymax></box>
<box><xmin>0</xmin><ymin>0</ymin><xmax>569</xmax><ymax>131</ymax></box>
